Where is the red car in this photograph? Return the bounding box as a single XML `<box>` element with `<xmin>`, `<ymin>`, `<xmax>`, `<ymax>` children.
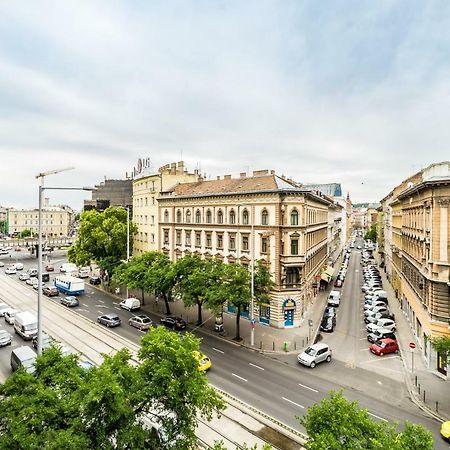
<box><xmin>369</xmin><ymin>338</ymin><xmax>399</xmax><ymax>356</ymax></box>
<box><xmin>334</xmin><ymin>279</ymin><xmax>343</xmax><ymax>288</ymax></box>
<box><xmin>45</xmin><ymin>264</ymin><xmax>54</xmax><ymax>272</ymax></box>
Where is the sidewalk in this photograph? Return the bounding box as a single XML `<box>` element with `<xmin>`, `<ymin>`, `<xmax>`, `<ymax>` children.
<box><xmin>373</xmin><ymin>254</ymin><xmax>450</xmax><ymax>422</ymax></box>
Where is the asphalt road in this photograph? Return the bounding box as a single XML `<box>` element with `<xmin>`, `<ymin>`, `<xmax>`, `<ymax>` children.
<box><xmin>0</xmin><ymin>248</ymin><xmax>448</xmax><ymax>449</ymax></box>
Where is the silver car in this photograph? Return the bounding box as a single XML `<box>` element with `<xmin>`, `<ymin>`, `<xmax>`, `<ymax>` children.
<box><xmin>4</xmin><ymin>309</ymin><xmax>19</xmax><ymax>325</ymax></box>
<box><xmin>129</xmin><ymin>314</ymin><xmax>152</xmax><ymax>331</ymax></box>
<box><xmin>297</xmin><ymin>343</ymin><xmax>332</xmax><ymax>368</ymax></box>
<box><xmin>0</xmin><ymin>330</ymin><xmax>12</xmax><ymax>347</ymax></box>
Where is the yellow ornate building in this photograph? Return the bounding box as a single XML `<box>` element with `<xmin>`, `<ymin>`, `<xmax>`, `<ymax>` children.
<box><xmin>380</xmin><ymin>162</ymin><xmax>450</xmax><ymax>375</ymax></box>
<box><xmin>157</xmin><ymin>170</ymin><xmax>332</xmax><ymax>329</ymax></box>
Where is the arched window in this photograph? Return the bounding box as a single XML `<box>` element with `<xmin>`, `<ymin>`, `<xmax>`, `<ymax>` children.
<box><xmin>242</xmin><ymin>209</ymin><xmax>249</xmax><ymax>225</ymax></box>
<box><xmin>176</xmin><ymin>209</ymin><xmax>182</xmax><ymax>223</ymax></box>
<box><xmin>206</xmin><ymin>209</ymin><xmax>212</xmax><ymax>224</ymax></box>
<box><xmin>261</xmin><ymin>209</ymin><xmax>269</xmax><ymax>225</ymax></box>
<box><xmin>164</xmin><ymin>210</ymin><xmax>169</xmax><ymax>223</ymax></box>
<box><xmin>217</xmin><ymin>210</ymin><xmax>223</xmax><ymax>224</ymax></box>
<box><xmin>186</xmin><ymin>210</ymin><xmax>191</xmax><ymax>223</ymax></box>
<box><xmin>195</xmin><ymin>209</ymin><xmax>201</xmax><ymax>224</ymax></box>
<box><xmin>291</xmin><ymin>209</ymin><xmax>299</xmax><ymax>226</ymax></box>
<box><xmin>229</xmin><ymin>210</ymin><xmax>236</xmax><ymax>225</ymax></box>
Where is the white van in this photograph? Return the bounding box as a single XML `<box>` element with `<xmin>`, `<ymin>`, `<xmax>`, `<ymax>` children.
<box><xmin>60</xmin><ymin>263</ymin><xmax>78</xmax><ymax>275</ymax></box>
<box><xmin>120</xmin><ymin>298</ymin><xmax>141</xmax><ymax>312</ymax></box>
<box><xmin>14</xmin><ymin>311</ymin><xmax>38</xmax><ymax>340</ymax></box>
<box><xmin>11</xmin><ymin>346</ymin><xmax>37</xmax><ymax>374</ymax></box>
<box><xmin>78</xmin><ymin>267</ymin><xmax>90</xmax><ymax>278</ymax></box>
<box><xmin>327</xmin><ymin>290</ymin><xmax>341</xmax><ymax>307</ymax></box>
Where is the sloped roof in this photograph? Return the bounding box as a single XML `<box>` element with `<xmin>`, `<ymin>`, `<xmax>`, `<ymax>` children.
<box><xmin>303</xmin><ymin>183</ymin><xmax>342</xmax><ymax>197</ymax></box>
<box><xmin>166</xmin><ymin>174</ymin><xmax>299</xmax><ymax>198</ymax></box>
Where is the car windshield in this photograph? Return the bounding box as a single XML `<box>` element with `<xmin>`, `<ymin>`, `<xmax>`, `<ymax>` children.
<box><xmin>24</xmin><ymin>323</ymin><xmax>37</xmax><ymax>331</ymax></box>
<box><xmin>141</xmin><ymin>318</ymin><xmax>151</xmax><ymax>323</ymax></box>
<box><xmin>0</xmin><ymin>331</ymin><xmax>8</xmax><ymax>338</ymax></box>
<box><xmin>109</xmin><ymin>316</ymin><xmax>119</xmax><ymax>321</ymax></box>
<box><xmin>304</xmin><ymin>347</ymin><xmax>317</xmax><ymax>356</ymax></box>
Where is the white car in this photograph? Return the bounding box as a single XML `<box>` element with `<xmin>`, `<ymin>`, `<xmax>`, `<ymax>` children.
<box><xmin>26</xmin><ymin>278</ymin><xmax>35</xmax><ymax>286</ymax></box>
<box><xmin>0</xmin><ymin>303</ymin><xmax>10</xmax><ymax>317</ymax></box>
<box><xmin>367</xmin><ymin>318</ymin><xmax>396</xmax><ymax>333</ymax></box>
<box><xmin>297</xmin><ymin>343</ymin><xmax>332</xmax><ymax>368</ymax></box>
<box><xmin>19</xmin><ymin>273</ymin><xmax>30</xmax><ymax>281</ymax></box>
<box><xmin>4</xmin><ymin>309</ymin><xmax>19</xmax><ymax>325</ymax></box>
<box><xmin>364</xmin><ymin>305</ymin><xmax>388</xmax><ymax>317</ymax></box>
<box><xmin>0</xmin><ymin>261</ymin><xmax>4</xmax><ymax>267</ymax></box>
<box><xmin>5</xmin><ymin>266</ymin><xmax>16</xmax><ymax>275</ymax></box>
<box><xmin>14</xmin><ymin>263</ymin><xmax>24</xmax><ymax>271</ymax></box>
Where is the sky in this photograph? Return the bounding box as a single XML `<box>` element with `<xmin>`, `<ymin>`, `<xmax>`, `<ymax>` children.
<box><xmin>1</xmin><ymin>0</ymin><xmax>449</xmax><ymax>209</ymax></box>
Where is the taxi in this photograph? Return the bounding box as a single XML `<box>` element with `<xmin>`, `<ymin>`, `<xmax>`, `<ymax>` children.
<box><xmin>441</xmin><ymin>421</ymin><xmax>450</xmax><ymax>442</ymax></box>
<box><xmin>193</xmin><ymin>351</ymin><xmax>212</xmax><ymax>372</ymax></box>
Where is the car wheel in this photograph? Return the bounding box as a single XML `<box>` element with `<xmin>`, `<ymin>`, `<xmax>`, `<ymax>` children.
<box><xmin>326</xmin><ymin>355</ymin><xmax>331</xmax><ymax>362</ymax></box>
<box><xmin>106</xmin><ymin>323</ymin><xmax>110</xmax><ymax>327</ymax></box>
<box><xmin>310</xmin><ymin>361</ymin><xmax>316</xmax><ymax>368</ymax></box>
<box><xmin>380</xmin><ymin>352</ymin><xmax>384</xmax><ymax>356</ymax></box>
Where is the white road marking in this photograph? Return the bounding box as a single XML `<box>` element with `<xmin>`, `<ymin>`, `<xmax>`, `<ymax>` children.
<box><xmin>77</xmin><ymin>308</ymin><xmax>88</xmax><ymax>312</ymax></box>
<box><xmin>113</xmin><ymin>306</ymin><xmax>121</xmax><ymax>310</ymax></box>
<box><xmin>232</xmin><ymin>373</ymin><xmax>248</xmax><ymax>382</ymax></box>
<box><xmin>359</xmin><ymin>337</ymin><xmax>367</xmax><ymax>341</ymax></box>
<box><xmin>282</xmin><ymin>397</ymin><xmax>304</xmax><ymax>409</ymax></box>
<box><xmin>97</xmin><ymin>310</ymin><xmax>104</xmax><ymax>314</ymax></box>
<box><xmin>249</xmin><ymin>362</ymin><xmax>264</xmax><ymax>371</ymax></box>
<box><xmin>97</xmin><ymin>299</ymin><xmax>105</xmax><ymax>303</ymax></box>
<box><xmin>361</xmin><ymin>356</ymin><xmax>399</xmax><ymax>364</ymax></box>
<box><xmin>298</xmin><ymin>383</ymin><xmax>318</xmax><ymax>393</ymax></box>
<box><xmin>212</xmin><ymin>347</ymin><xmax>224</xmax><ymax>354</ymax></box>
<box><xmin>360</xmin><ymin>348</ymin><xmax>369</xmax><ymax>351</ymax></box>
<box><xmin>95</xmin><ymin>304</ymin><xmax>107</xmax><ymax>308</ymax></box>
<box><xmin>368</xmin><ymin>412</ymin><xmax>388</xmax><ymax>422</ymax></box>
<box><xmin>355</xmin><ymin>269</ymin><xmax>359</xmax><ymax>272</ymax></box>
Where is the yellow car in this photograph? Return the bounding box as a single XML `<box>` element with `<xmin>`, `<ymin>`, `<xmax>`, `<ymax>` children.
<box><xmin>193</xmin><ymin>351</ymin><xmax>212</xmax><ymax>372</ymax></box>
<box><xmin>441</xmin><ymin>421</ymin><xmax>450</xmax><ymax>442</ymax></box>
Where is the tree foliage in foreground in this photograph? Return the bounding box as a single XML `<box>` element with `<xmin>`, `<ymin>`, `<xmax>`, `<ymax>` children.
<box><xmin>431</xmin><ymin>335</ymin><xmax>450</xmax><ymax>366</ymax></box>
<box><xmin>299</xmin><ymin>391</ymin><xmax>433</xmax><ymax>450</ymax></box>
<box><xmin>0</xmin><ymin>327</ymin><xmax>224</xmax><ymax>450</ymax></box>
<box><xmin>68</xmin><ymin>207</ymin><xmax>137</xmax><ymax>278</ymax></box>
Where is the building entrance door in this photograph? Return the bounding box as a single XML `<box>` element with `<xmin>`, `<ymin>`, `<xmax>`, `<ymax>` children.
<box><xmin>437</xmin><ymin>352</ymin><xmax>448</xmax><ymax>376</ymax></box>
<box><xmin>284</xmin><ymin>309</ymin><xmax>294</xmax><ymax>327</ymax></box>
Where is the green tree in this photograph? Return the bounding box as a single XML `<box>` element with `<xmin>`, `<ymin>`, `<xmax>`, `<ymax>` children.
<box><xmin>214</xmin><ymin>443</ymin><xmax>272</xmax><ymax>450</ymax></box>
<box><xmin>299</xmin><ymin>391</ymin><xmax>433</xmax><ymax>450</ymax></box>
<box><xmin>364</xmin><ymin>224</ymin><xmax>377</xmax><ymax>243</ymax></box>
<box><xmin>431</xmin><ymin>335</ymin><xmax>450</xmax><ymax>366</ymax></box>
<box><xmin>68</xmin><ymin>207</ymin><xmax>136</xmax><ymax>279</ymax></box>
<box><xmin>19</xmin><ymin>228</ymin><xmax>32</xmax><ymax>238</ymax></box>
<box><xmin>212</xmin><ymin>263</ymin><xmax>251</xmax><ymax>341</ymax></box>
<box><xmin>254</xmin><ymin>259</ymin><xmax>274</xmax><ymax>304</ymax></box>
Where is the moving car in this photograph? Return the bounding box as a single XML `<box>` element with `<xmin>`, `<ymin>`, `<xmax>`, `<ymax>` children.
<box><xmin>60</xmin><ymin>296</ymin><xmax>79</xmax><ymax>307</ymax></box>
<box><xmin>97</xmin><ymin>314</ymin><xmax>121</xmax><ymax>328</ymax></box>
<box><xmin>193</xmin><ymin>351</ymin><xmax>212</xmax><ymax>372</ymax></box>
<box><xmin>32</xmin><ymin>332</ymin><xmax>55</xmax><ymax>350</ymax></box>
<box><xmin>28</xmin><ymin>268</ymin><xmax>38</xmax><ymax>277</ymax></box>
<box><xmin>0</xmin><ymin>303</ymin><xmax>10</xmax><ymax>317</ymax></box>
<box><xmin>89</xmin><ymin>276</ymin><xmax>101</xmax><ymax>285</ymax></box>
<box><xmin>369</xmin><ymin>338</ymin><xmax>399</xmax><ymax>356</ymax></box>
<box><xmin>129</xmin><ymin>314</ymin><xmax>152</xmax><ymax>331</ymax></box>
<box><xmin>4</xmin><ymin>309</ymin><xmax>19</xmax><ymax>325</ymax></box>
<box><xmin>160</xmin><ymin>316</ymin><xmax>186</xmax><ymax>331</ymax></box>
<box><xmin>440</xmin><ymin>421</ymin><xmax>450</xmax><ymax>442</ymax></box>
<box><xmin>120</xmin><ymin>297</ymin><xmax>141</xmax><ymax>312</ymax></box>
<box><xmin>60</xmin><ymin>263</ymin><xmax>78</xmax><ymax>274</ymax></box>
<box><xmin>0</xmin><ymin>330</ymin><xmax>12</xmax><ymax>347</ymax></box>
<box><xmin>10</xmin><ymin>346</ymin><xmax>37</xmax><ymax>374</ymax></box>
<box><xmin>5</xmin><ymin>266</ymin><xmax>16</xmax><ymax>275</ymax></box>
<box><xmin>14</xmin><ymin>311</ymin><xmax>38</xmax><ymax>340</ymax></box>
<box><xmin>78</xmin><ymin>267</ymin><xmax>90</xmax><ymax>278</ymax></box>
<box><xmin>297</xmin><ymin>343</ymin><xmax>332</xmax><ymax>368</ymax></box>
<box><xmin>319</xmin><ymin>316</ymin><xmax>336</xmax><ymax>333</ymax></box>
<box><xmin>43</xmin><ymin>286</ymin><xmax>59</xmax><ymax>297</ymax></box>
<box><xmin>26</xmin><ymin>278</ymin><xmax>35</xmax><ymax>286</ymax></box>
<box><xmin>14</xmin><ymin>262</ymin><xmax>24</xmax><ymax>270</ymax></box>
<box><xmin>45</xmin><ymin>264</ymin><xmax>54</xmax><ymax>272</ymax></box>
<box><xmin>19</xmin><ymin>273</ymin><xmax>30</xmax><ymax>281</ymax></box>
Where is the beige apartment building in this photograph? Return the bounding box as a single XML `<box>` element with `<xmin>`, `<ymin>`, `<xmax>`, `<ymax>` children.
<box><xmin>132</xmin><ymin>161</ymin><xmax>200</xmax><ymax>254</ymax></box>
<box><xmin>157</xmin><ymin>170</ymin><xmax>332</xmax><ymax>329</ymax></box>
<box><xmin>7</xmin><ymin>200</ymin><xmax>73</xmax><ymax>237</ymax></box>
<box><xmin>380</xmin><ymin>162</ymin><xmax>450</xmax><ymax>376</ymax></box>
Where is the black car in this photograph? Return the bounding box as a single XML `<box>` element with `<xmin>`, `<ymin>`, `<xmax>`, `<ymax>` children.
<box><xmin>89</xmin><ymin>276</ymin><xmax>101</xmax><ymax>285</ymax></box>
<box><xmin>60</xmin><ymin>296</ymin><xmax>79</xmax><ymax>307</ymax></box>
<box><xmin>97</xmin><ymin>314</ymin><xmax>121</xmax><ymax>327</ymax></box>
<box><xmin>320</xmin><ymin>316</ymin><xmax>336</xmax><ymax>333</ymax></box>
<box><xmin>160</xmin><ymin>316</ymin><xmax>186</xmax><ymax>331</ymax></box>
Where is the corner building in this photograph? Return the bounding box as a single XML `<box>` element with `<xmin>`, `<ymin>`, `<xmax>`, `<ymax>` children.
<box><xmin>158</xmin><ymin>170</ymin><xmax>332</xmax><ymax>328</ymax></box>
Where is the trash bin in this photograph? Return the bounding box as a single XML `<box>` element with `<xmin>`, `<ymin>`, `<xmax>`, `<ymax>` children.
<box><xmin>214</xmin><ymin>323</ymin><xmax>224</xmax><ymax>333</ymax></box>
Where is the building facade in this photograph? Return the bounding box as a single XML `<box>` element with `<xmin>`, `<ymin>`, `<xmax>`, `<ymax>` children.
<box><xmin>84</xmin><ymin>178</ymin><xmax>133</xmax><ymax>212</ymax></box>
<box><xmin>157</xmin><ymin>170</ymin><xmax>332</xmax><ymax>329</ymax></box>
<box><xmin>133</xmin><ymin>161</ymin><xmax>200</xmax><ymax>255</ymax></box>
<box><xmin>380</xmin><ymin>162</ymin><xmax>450</xmax><ymax>376</ymax></box>
<box><xmin>7</xmin><ymin>199</ymin><xmax>74</xmax><ymax>237</ymax></box>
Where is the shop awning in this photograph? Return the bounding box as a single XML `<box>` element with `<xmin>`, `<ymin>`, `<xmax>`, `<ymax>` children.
<box><xmin>320</xmin><ymin>265</ymin><xmax>334</xmax><ymax>282</ymax></box>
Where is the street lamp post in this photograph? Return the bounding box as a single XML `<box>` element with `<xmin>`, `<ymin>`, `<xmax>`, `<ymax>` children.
<box><xmin>250</xmin><ymin>205</ymin><xmax>255</xmax><ymax>347</ymax></box>
<box><xmin>35</xmin><ymin>167</ymin><xmax>94</xmax><ymax>355</ymax></box>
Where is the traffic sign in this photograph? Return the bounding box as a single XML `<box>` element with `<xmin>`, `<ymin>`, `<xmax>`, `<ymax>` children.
<box><xmin>308</xmin><ymin>319</ymin><xmax>313</xmax><ymax>327</ymax></box>
<box><xmin>250</xmin><ymin>318</ymin><xmax>256</xmax><ymax>328</ymax></box>
<box><xmin>409</xmin><ymin>342</ymin><xmax>416</xmax><ymax>349</ymax></box>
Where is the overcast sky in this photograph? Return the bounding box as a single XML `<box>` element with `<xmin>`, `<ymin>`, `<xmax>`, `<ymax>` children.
<box><xmin>1</xmin><ymin>1</ymin><xmax>449</xmax><ymax>209</ymax></box>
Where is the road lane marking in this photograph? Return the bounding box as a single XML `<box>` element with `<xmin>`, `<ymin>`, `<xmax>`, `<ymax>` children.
<box><xmin>361</xmin><ymin>356</ymin><xmax>399</xmax><ymax>364</ymax></box>
<box><xmin>249</xmin><ymin>362</ymin><xmax>264</xmax><ymax>371</ymax></box>
<box><xmin>212</xmin><ymin>347</ymin><xmax>224</xmax><ymax>354</ymax></box>
<box><xmin>298</xmin><ymin>383</ymin><xmax>318</xmax><ymax>393</ymax></box>
<box><xmin>97</xmin><ymin>310</ymin><xmax>104</xmax><ymax>314</ymax></box>
<box><xmin>232</xmin><ymin>373</ymin><xmax>248</xmax><ymax>382</ymax></box>
<box><xmin>360</xmin><ymin>348</ymin><xmax>369</xmax><ymax>351</ymax></box>
<box><xmin>282</xmin><ymin>397</ymin><xmax>304</xmax><ymax>409</ymax></box>
<box><xmin>95</xmin><ymin>304</ymin><xmax>107</xmax><ymax>308</ymax></box>
<box><xmin>368</xmin><ymin>412</ymin><xmax>388</xmax><ymax>422</ymax></box>
<box><xmin>113</xmin><ymin>306</ymin><xmax>121</xmax><ymax>310</ymax></box>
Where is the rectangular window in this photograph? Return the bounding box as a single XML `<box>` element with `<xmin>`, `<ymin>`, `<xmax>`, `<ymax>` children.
<box><xmin>151</xmin><ymin>233</ymin><xmax>155</xmax><ymax>243</ymax></box>
<box><xmin>145</xmin><ymin>197</ymin><xmax>148</xmax><ymax>206</ymax></box>
<box><xmin>195</xmin><ymin>232</ymin><xmax>201</xmax><ymax>247</ymax></box>
<box><xmin>185</xmin><ymin>231</ymin><xmax>191</xmax><ymax>246</ymax></box>
<box><xmin>144</xmin><ymin>232</ymin><xmax>148</xmax><ymax>242</ymax></box>
<box><xmin>151</xmin><ymin>215</ymin><xmax>155</xmax><ymax>224</ymax></box>
<box><xmin>176</xmin><ymin>230</ymin><xmax>181</xmax><ymax>245</ymax></box>
<box><xmin>291</xmin><ymin>239</ymin><xmax>298</xmax><ymax>255</ymax></box>
<box><xmin>206</xmin><ymin>232</ymin><xmax>212</xmax><ymax>248</ymax></box>
<box><xmin>217</xmin><ymin>234</ymin><xmax>223</xmax><ymax>249</ymax></box>
<box><xmin>229</xmin><ymin>235</ymin><xmax>236</xmax><ymax>250</ymax></box>
<box><xmin>261</xmin><ymin>237</ymin><xmax>268</xmax><ymax>254</ymax></box>
<box><xmin>242</xmin><ymin>236</ymin><xmax>249</xmax><ymax>251</ymax></box>
<box><xmin>164</xmin><ymin>230</ymin><xmax>169</xmax><ymax>245</ymax></box>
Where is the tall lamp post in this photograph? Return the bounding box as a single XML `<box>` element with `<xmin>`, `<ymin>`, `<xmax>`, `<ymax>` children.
<box><xmin>250</xmin><ymin>205</ymin><xmax>255</xmax><ymax>347</ymax></box>
<box><xmin>35</xmin><ymin>168</ymin><xmax>92</xmax><ymax>355</ymax></box>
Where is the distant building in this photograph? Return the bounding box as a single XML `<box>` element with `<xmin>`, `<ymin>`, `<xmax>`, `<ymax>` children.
<box><xmin>84</xmin><ymin>178</ymin><xmax>133</xmax><ymax>212</ymax></box>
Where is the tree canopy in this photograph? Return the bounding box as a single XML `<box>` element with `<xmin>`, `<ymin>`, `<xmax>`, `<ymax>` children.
<box><xmin>299</xmin><ymin>391</ymin><xmax>433</xmax><ymax>450</ymax></box>
<box><xmin>431</xmin><ymin>335</ymin><xmax>450</xmax><ymax>366</ymax></box>
<box><xmin>0</xmin><ymin>328</ymin><xmax>224</xmax><ymax>450</ymax></box>
<box><xmin>68</xmin><ymin>207</ymin><xmax>137</xmax><ymax>278</ymax></box>
<box><xmin>364</xmin><ymin>224</ymin><xmax>377</xmax><ymax>243</ymax></box>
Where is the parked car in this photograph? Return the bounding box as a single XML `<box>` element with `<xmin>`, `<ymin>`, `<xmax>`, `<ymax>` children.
<box><xmin>89</xmin><ymin>276</ymin><xmax>101</xmax><ymax>285</ymax></box>
<box><xmin>28</xmin><ymin>268</ymin><xmax>38</xmax><ymax>277</ymax></box>
<box><xmin>60</xmin><ymin>296</ymin><xmax>79</xmax><ymax>307</ymax></box>
<box><xmin>364</xmin><ymin>311</ymin><xmax>395</xmax><ymax>324</ymax></box>
<box><xmin>327</xmin><ymin>291</ymin><xmax>341</xmax><ymax>307</ymax></box>
<box><xmin>0</xmin><ymin>303</ymin><xmax>10</xmax><ymax>317</ymax></box>
<box><xmin>13</xmin><ymin>263</ymin><xmax>24</xmax><ymax>271</ymax></box>
<box><xmin>26</xmin><ymin>278</ymin><xmax>35</xmax><ymax>286</ymax></box>
<box><xmin>369</xmin><ymin>338</ymin><xmax>399</xmax><ymax>356</ymax></box>
<box><xmin>334</xmin><ymin>279</ymin><xmax>343</xmax><ymax>288</ymax></box>
<box><xmin>4</xmin><ymin>309</ymin><xmax>19</xmax><ymax>325</ymax></box>
<box><xmin>43</xmin><ymin>286</ymin><xmax>59</xmax><ymax>297</ymax></box>
<box><xmin>97</xmin><ymin>314</ymin><xmax>121</xmax><ymax>328</ymax></box>
<box><xmin>120</xmin><ymin>298</ymin><xmax>141</xmax><ymax>312</ymax></box>
<box><xmin>322</xmin><ymin>306</ymin><xmax>336</xmax><ymax>319</ymax></box>
<box><xmin>440</xmin><ymin>421</ymin><xmax>450</xmax><ymax>442</ymax></box>
<box><xmin>364</xmin><ymin>305</ymin><xmax>388</xmax><ymax>317</ymax></box>
<box><xmin>297</xmin><ymin>343</ymin><xmax>332</xmax><ymax>368</ymax></box>
<box><xmin>366</xmin><ymin>318</ymin><xmax>396</xmax><ymax>333</ymax></box>
<box><xmin>19</xmin><ymin>273</ymin><xmax>30</xmax><ymax>281</ymax></box>
<box><xmin>367</xmin><ymin>328</ymin><xmax>396</xmax><ymax>344</ymax></box>
<box><xmin>0</xmin><ymin>330</ymin><xmax>12</xmax><ymax>347</ymax></box>
<box><xmin>4</xmin><ymin>266</ymin><xmax>16</xmax><ymax>275</ymax></box>
<box><xmin>320</xmin><ymin>316</ymin><xmax>336</xmax><ymax>333</ymax></box>
<box><xmin>160</xmin><ymin>316</ymin><xmax>186</xmax><ymax>331</ymax></box>
<box><xmin>45</xmin><ymin>264</ymin><xmax>54</xmax><ymax>272</ymax></box>
<box><xmin>129</xmin><ymin>314</ymin><xmax>152</xmax><ymax>331</ymax></box>
<box><xmin>10</xmin><ymin>346</ymin><xmax>37</xmax><ymax>374</ymax></box>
